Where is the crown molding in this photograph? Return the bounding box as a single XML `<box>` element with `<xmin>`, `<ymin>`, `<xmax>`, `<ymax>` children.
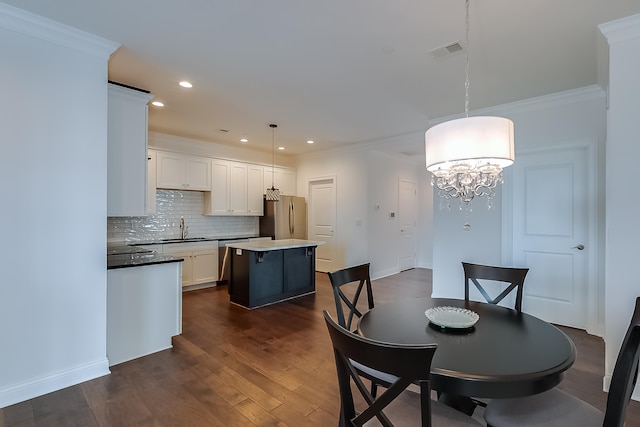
<box><xmin>0</xmin><ymin>3</ymin><xmax>119</xmax><ymax>59</ymax></box>
<box><xmin>599</xmin><ymin>13</ymin><xmax>640</xmax><ymax>44</ymax></box>
<box><xmin>428</xmin><ymin>85</ymin><xmax>605</xmax><ymax>126</ymax></box>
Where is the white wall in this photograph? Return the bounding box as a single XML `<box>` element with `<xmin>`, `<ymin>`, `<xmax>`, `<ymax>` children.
<box><xmin>600</xmin><ymin>13</ymin><xmax>640</xmax><ymax>398</ymax></box>
<box><xmin>296</xmin><ymin>137</ymin><xmax>431</xmax><ymax>279</ymax></box>
<box><xmin>0</xmin><ymin>4</ymin><xmax>117</xmax><ymax>407</ymax></box>
<box><xmin>430</xmin><ymin>87</ymin><xmax>607</xmax><ymax>306</ymax></box>
<box><xmin>367</xmin><ymin>150</ymin><xmax>427</xmax><ymax>277</ymax></box>
<box><xmin>505</xmin><ymin>88</ymin><xmax>607</xmax><ymax>335</ymax></box>
<box><xmin>417</xmin><ymin>167</ymin><xmax>435</xmax><ymax>270</ymax></box>
<box><xmin>296</xmin><ymin>147</ymin><xmax>370</xmax><ymax>272</ymax></box>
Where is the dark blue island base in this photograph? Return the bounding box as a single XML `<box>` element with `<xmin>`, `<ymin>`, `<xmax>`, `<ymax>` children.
<box><xmin>228</xmin><ymin>243</ymin><xmax>318</xmax><ymax>309</ymax></box>
<box><xmin>229</xmin><ymin>240</ymin><xmax>318</xmax><ymax>308</ymax></box>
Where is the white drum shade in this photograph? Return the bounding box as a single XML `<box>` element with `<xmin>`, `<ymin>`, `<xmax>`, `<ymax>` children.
<box><xmin>425</xmin><ymin>116</ymin><xmax>514</xmax><ymax>171</ymax></box>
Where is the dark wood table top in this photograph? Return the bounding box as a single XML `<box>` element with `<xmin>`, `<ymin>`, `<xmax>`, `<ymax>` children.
<box><xmin>357</xmin><ymin>298</ymin><xmax>576</xmax><ymax>398</ymax></box>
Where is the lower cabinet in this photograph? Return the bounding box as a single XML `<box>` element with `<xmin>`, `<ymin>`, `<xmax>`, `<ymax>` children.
<box><xmin>160</xmin><ymin>242</ymin><xmax>219</xmax><ymax>289</ymax></box>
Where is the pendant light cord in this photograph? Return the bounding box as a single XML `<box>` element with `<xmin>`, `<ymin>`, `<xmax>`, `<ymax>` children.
<box><xmin>270</xmin><ymin>124</ymin><xmax>277</xmax><ymax>188</ymax></box>
<box><xmin>464</xmin><ymin>0</ymin><xmax>470</xmax><ymax>118</ymax></box>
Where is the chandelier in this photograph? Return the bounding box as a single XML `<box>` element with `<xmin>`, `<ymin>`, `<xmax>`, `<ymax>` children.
<box><xmin>425</xmin><ymin>0</ymin><xmax>514</xmax><ymax>210</ymax></box>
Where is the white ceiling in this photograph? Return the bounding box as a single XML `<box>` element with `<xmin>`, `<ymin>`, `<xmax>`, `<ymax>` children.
<box><xmin>4</xmin><ymin>0</ymin><xmax>640</xmax><ymax>156</ymax></box>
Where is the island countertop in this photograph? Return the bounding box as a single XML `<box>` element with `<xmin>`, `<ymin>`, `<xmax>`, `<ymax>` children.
<box><xmin>226</xmin><ymin>239</ymin><xmax>324</xmax><ymax>252</ymax></box>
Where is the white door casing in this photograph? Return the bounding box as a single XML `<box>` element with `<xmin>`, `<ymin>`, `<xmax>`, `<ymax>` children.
<box><xmin>399</xmin><ymin>179</ymin><xmax>417</xmax><ymax>271</ymax></box>
<box><xmin>511</xmin><ymin>146</ymin><xmax>595</xmax><ymax>330</ymax></box>
<box><xmin>309</xmin><ymin>177</ymin><xmax>337</xmax><ymax>273</ymax></box>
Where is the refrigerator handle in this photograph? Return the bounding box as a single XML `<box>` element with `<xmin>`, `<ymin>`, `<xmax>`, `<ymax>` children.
<box><xmin>290</xmin><ymin>201</ymin><xmax>295</xmax><ymax>236</ymax></box>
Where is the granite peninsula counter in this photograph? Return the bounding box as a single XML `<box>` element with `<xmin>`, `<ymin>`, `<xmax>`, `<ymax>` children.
<box><xmin>226</xmin><ymin>239</ymin><xmax>324</xmax><ymax>308</ymax></box>
<box><xmin>106</xmin><ymin>245</ymin><xmax>183</xmax><ymax>366</ymax></box>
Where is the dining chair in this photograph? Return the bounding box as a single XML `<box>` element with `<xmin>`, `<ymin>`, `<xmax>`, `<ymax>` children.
<box><xmin>484</xmin><ymin>296</ymin><xmax>640</xmax><ymax>427</ymax></box>
<box><xmin>327</xmin><ymin>263</ymin><xmax>375</xmax><ymax>331</ymax></box>
<box><xmin>323</xmin><ymin>310</ymin><xmax>483</xmax><ymax>427</ymax></box>
<box><xmin>326</xmin><ymin>263</ymin><xmax>395</xmax><ymax>398</ymax></box>
<box><xmin>462</xmin><ymin>262</ymin><xmax>529</xmax><ymax>313</ymax></box>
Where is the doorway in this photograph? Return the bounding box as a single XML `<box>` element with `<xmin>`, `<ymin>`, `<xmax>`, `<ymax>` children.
<box><xmin>399</xmin><ymin>179</ymin><xmax>417</xmax><ymax>271</ymax></box>
<box><xmin>309</xmin><ymin>177</ymin><xmax>337</xmax><ymax>273</ymax></box>
<box><xmin>509</xmin><ymin>145</ymin><xmax>597</xmax><ymax>331</ymax></box>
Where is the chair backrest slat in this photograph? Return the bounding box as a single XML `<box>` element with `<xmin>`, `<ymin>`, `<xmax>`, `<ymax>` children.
<box><xmin>604</xmin><ymin>297</ymin><xmax>640</xmax><ymax>426</ymax></box>
<box><xmin>327</xmin><ymin>263</ymin><xmax>374</xmax><ymax>331</ymax></box>
<box><xmin>463</xmin><ymin>262</ymin><xmax>529</xmax><ymax>313</ymax></box>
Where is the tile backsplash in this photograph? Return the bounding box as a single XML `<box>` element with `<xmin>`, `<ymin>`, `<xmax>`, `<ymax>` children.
<box><xmin>107</xmin><ymin>189</ymin><xmax>259</xmax><ymax>244</ymax></box>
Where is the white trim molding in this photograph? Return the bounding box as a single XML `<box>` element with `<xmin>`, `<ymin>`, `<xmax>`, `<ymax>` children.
<box><xmin>0</xmin><ymin>3</ymin><xmax>119</xmax><ymax>58</ymax></box>
<box><xmin>0</xmin><ymin>359</ymin><xmax>110</xmax><ymax>409</ymax></box>
<box><xmin>599</xmin><ymin>13</ymin><xmax>640</xmax><ymax>44</ymax></box>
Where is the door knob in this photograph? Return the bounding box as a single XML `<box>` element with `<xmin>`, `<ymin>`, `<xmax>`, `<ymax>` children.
<box><xmin>572</xmin><ymin>244</ymin><xmax>585</xmax><ymax>251</ymax></box>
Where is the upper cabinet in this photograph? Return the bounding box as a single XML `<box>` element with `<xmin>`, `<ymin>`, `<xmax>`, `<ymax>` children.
<box><xmin>204</xmin><ymin>159</ymin><xmax>244</xmax><ymax>215</ymax></box>
<box><xmin>156</xmin><ymin>151</ymin><xmax>212</xmax><ymax>191</ymax></box>
<box><xmin>204</xmin><ymin>160</ymin><xmax>264</xmax><ymax>216</ymax></box>
<box><xmin>264</xmin><ymin>166</ymin><xmax>296</xmax><ymax>196</ymax></box>
<box><xmin>247</xmin><ymin>164</ymin><xmax>264</xmax><ymax>216</ymax></box>
<box><xmin>107</xmin><ymin>83</ymin><xmax>154</xmax><ymax>217</ymax></box>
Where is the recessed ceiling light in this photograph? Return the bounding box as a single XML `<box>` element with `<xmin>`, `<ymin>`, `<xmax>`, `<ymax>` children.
<box><xmin>278</xmin><ymin>147</ymin><xmax>285</xmax><ymax>150</ymax></box>
<box><xmin>179</xmin><ymin>81</ymin><xmax>193</xmax><ymax>88</ymax></box>
<box><xmin>151</xmin><ymin>101</ymin><xmax>164</xmax><ymax>107</ymax></box>
<box><xmin>307</xmin><ymin>140</ymin><xmax>314</xmax><ymax>144</ymax></box>
<box><xmin>240</xmin><ymin>138</ymin><xmax>248</xmax><ymax>143</ymax></box>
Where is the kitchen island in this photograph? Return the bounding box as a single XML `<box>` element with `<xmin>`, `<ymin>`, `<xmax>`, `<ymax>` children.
<box><xmin>227</xmin><ymin>239</ymin><xmax>323</xmax><ymax>308</ymax></box>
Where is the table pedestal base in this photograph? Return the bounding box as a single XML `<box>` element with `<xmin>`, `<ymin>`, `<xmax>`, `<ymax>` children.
<box><xmin>437</xmin><ymin>392</ymin><xmax>478</xmax><ymax>416</ymax></box>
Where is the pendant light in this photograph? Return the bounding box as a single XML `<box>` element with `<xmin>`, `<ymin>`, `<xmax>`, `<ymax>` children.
<box><xmin>425</xmin><ymin>0</ymin><xmax>514</xmax><ymax>210</ymax></box>
<box><xmin>265</xmin><ymin>123</ymin><xmax>281</xmax><ymax>201</ymax></box>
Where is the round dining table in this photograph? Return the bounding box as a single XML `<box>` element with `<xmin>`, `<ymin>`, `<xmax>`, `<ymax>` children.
<box><xmin>357</xmin><ymin>297</ymin><xmax>576</xmax><ymax>399</ymax></box>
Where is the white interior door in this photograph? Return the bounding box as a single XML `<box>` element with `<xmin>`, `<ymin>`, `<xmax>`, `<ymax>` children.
<box><xmin>512</xmin><ymin>146</ymin><xmax>590</xmax><ymax>329</ymax></box>
<box><xmin>399</xmin><ymin>179</ymin><xmax>417</xmax><ymax>271</ymax></box>
<box><xmin>309</xmin><ymin>178</ymin><xmax>337</xmax><ymax>273</ymax></box>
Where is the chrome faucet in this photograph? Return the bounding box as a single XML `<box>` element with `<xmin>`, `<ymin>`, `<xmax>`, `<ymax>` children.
<box><xmin>180</xmin><ymin>216</ymin><xmax>188</xmax><ymax>240</ymax></box>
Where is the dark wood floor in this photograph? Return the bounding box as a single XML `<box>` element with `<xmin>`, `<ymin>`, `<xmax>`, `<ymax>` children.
<box><xmin>2</xmin><ymin>268</ymin><xmax>639</xmax><ymax>426</ymax></box>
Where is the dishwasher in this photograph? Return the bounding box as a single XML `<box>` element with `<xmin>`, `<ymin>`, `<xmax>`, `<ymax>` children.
<box><xmin>217</xmin><ymin>237</ymin><xmax>272</xmax><ymax>285</ymax></box>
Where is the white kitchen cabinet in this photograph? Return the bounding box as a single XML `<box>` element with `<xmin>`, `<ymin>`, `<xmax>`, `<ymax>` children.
<box><xmin>160</xmin><ymin>242</ymin><xmax>218</xmax><ymax>289</ymax></box>
<box><xmin>147</xmin><ymin>149</ymin><xmax>157</xmax><ymax>214</ymax></box>
<box><xmin>107</xmin><ymin>83</ymin><xmax>154</xmax><ymax>216</ymax></box>
<box><xmin>204</xmin><ymin>159</ymin><xmax>232</xmax><ymax>215</ymax></box>
<box><xmin>264</xmin><ymin>166</ymin><xmax>297</xmax><ymax>196</ymax></box>
<box><xmin>192</xmin><ymin>249</ymin><xmax>218</xmax><ymax>284</ymax></box>
<box><xmin>247</xmin><ymin>164</ymin><xmax>264</xmax><ymax>215</ymax></box>
<box><xmin>204</xmin><ymin>159</ymin><xmax>255</xmax><ymax>216</ymax></box>
<box><xmin>230</xmin><ymin>162</ymin><xmax>248</xmax><ymax>213</ymax></box>
<box><xmin>156</xmin><ymin>151</ymin><xmax>212</xmax><ymax>191</ymax></box>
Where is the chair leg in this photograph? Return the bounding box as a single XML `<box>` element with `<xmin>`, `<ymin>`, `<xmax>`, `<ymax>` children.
<box><xmin>370</xmin><ymin>381</ymin><xmax>378</xmax><ymax>398</ymax></box>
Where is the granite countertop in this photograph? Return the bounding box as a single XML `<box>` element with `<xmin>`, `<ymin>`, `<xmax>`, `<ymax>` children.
<box><xmin>225</xmin><ymin>239</ymin><xmax>325</xmax><ymax>252</ymax></box>
<box><xmin>107</xmin><ymin>246</ymin><xmax>183</xmax><ymax>270</ymax></box>
<box><xmin>122</xmin><ymin>235</ymin><xmax>259</xmax><ymax>246</ymax></box>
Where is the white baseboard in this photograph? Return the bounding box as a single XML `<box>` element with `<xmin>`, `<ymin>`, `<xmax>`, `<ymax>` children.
<box><xmin>0</xmin><ymin>358</ymin><xmax>110</xmax><ymax>409</ymax></box>
<box><xmin>371</xmin><ymin>267</ymin><xmax>399</xmax><ymax>281</ymax></box>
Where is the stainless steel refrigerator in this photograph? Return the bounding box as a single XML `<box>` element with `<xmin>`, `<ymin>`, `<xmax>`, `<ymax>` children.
<box><xmin>259</xmin><ymin>195</ymin><xmax>307</xmax><ymax>240</ymax></box>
